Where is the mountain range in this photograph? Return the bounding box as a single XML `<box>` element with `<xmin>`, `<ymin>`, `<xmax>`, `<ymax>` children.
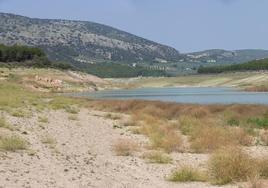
<box><xmin>1</xmin><ymin>12</ymin><xmax>268</xmax><ymax>74</ymax></box>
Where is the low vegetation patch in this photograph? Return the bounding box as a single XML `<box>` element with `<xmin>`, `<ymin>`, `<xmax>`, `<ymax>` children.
<box><xmin>92</xmin><ymin>100</ymin><xmax>268</xmax><ymax>154</ymax></box>
<box><xmin>141</xmin><ymin>122</ymin><xmax>182</xmax><ymax>153</ymax></box>
<box><xmin>105</xmin><ymin>113</ymin><xmax>121</xmax><ymax>120</ymax></box>
<box><xmin>38</xmin><ymin>116</ymin><xmax>49</xmax><ymax>123</ymax></box>
<box><xmin>247</xmin><ymin>117</ymin><xmax>268</xmax><ymax>129</ymax></box>
<box><xmin>0</xmin><ymin>135</ymin><xmax>27</xmax><ymax>151</ymax></box>
<box><xmin>178</xmin><ymin>115</ymin><xmax>199</xmax><ymax>135</ymax></box>
<box><xmin>0</xmin><ymin>116</ymin><xmax>13</xmax><ymax>130</ymax></box>
<box><xmin>260</xmin><ymin>131</ymin><xmax>268</xmax><ymax>146</ymax></box>
<box><xmin>11</xmin><ymin>109</ymin><xmax>31</xmax><ymax>118</ymax></box>
<box><xmin>169</xmin><ymin>165</ymin><xmax>206</xmax><ymax>182</ymax></box>
<box><xmin>48</xmin><ymin>96</ymin><xmax>82</xmax><ymax>111</ymax></box>
<box><xmin>258</xmin><ymin>158</ymin><xmax>268</xmax><ymax>178</ymax></box>
<box><xmin>65</xmin><ymin>106</ymin><xmax>80</xmax><ymax>114</ymax></box>
<box><xmin>128</xmin><ymin>127</ymin><xmax>142</xmax><ymax>134</ymax></box>
<box><xmin>246</xmin><ymin>175</ymin><xmax>264</xmax><ymax>188</ymax></box>
<box><xmin>143</xmin><ymin>151</ymin><xmax>172</xmax><ymax>164</ymax></box>
<box><xmin>179</xmin><ymin>116</ymin><xmax>253</xmax><ymax>152</ymax></box>
<box><xmin>189</xmin><ymin>125</ymin><xmax>241</xmax><ymax>153</ymax></box>
<box><xmin>41</xmin><ymin>135</ymin><xmax>57</xmax><ymax>148</ymax></box>
<box><xmin>112</xmin><ymin>138</ymin><xmax>138</xmax><ymax>156</ymax></box>
<box><xmin>68</xmin><ymin>115</ymin><xmax>78</xmax><ymax>121</ymax></box>
<box><xmin>0</xmin><ymin>82</ymin><xmax>48</xmax><ymax>112</ymax></box>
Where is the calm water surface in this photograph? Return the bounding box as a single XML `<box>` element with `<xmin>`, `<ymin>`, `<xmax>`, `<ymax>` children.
<box><xmin>70</xmin><ymin>87</ymin><xmax>268</xmax><ymax>104</ymax></box>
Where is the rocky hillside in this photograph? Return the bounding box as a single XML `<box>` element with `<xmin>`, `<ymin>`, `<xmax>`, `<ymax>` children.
<box><xmin>0</xmin><ymin>13</ymin><xmax>180</xmax><ymax>64</ymax></box>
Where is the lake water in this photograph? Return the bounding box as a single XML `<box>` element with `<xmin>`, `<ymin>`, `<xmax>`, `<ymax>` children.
<box><xmin>70</xmin><ymin>87</ymin><xmax>268</xmax><ymax>104</ymax></box>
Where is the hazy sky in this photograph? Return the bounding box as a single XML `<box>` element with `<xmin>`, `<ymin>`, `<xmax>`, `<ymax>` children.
<box><xmin>0</xmin><ymin>0</ymin><xmax>267</xmax><ymax>52</ymax></box>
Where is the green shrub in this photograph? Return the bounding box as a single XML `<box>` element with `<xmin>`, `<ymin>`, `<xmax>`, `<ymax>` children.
<box><xmin>247</xmin><ymin>118</ymin><xmax>268</xmax><ymax>128</ymax></box>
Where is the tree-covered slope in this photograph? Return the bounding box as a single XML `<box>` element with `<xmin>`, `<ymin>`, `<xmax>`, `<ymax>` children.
<box><xmin>198</xmin><ymin>58</ymin><xmax>268</xmax><ymax>74</ymax></box>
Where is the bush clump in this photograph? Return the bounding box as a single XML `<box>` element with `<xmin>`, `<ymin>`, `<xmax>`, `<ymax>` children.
<box><xmin>208</xmin><ymin>146</ymin><xmax>258</xmax><ymax>185</ymax></box>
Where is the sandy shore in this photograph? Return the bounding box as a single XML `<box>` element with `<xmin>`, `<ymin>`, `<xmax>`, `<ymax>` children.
<box><xmin>0</xmin><ymin>108</ymin><xmax>246</xmax><ymax>188</ymax></box>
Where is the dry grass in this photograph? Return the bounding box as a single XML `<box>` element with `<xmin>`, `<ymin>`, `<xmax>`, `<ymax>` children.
<box><xmin>178</xmin><ymin>115</ymin><xmax>253</xmax><ymax>153</ymax></box>
<box><xmin>178</xmin><ymin>115</ymin><xmax>199</xmax><ymax>135</ymax></box>
<box><xmin>41</xmin><ymin>135</ymin><xmax>57</xmax><ymax>148</ymax></box>
<box><xmin>121</xmin><ymin>116</ymin><xmax>138</xmax><ymax>127</ymax></box>
<box><xmin>0</xmin><ymin>135</ymin><xmax>27</xmax><ymax>151</ymax></box>
<box><xmin>246</xmin><ymin>175</ymin><xmax>264</xmax><ymax>188</ymax></box>
<box><xmin>208</xmin><ymin>146</ymin><xmax>258</xmax><ymax>185</ymax></box>
<box><xmin>92</xmin><ymin>99</ymin><xmax>267</xmax><ymax>154</ymax></box>
<box><xmin>169</xmin><ymin>165</ymin><xmax>206</xmax><ymax>182</ymax></box>
<box><xmin>65</xmin><ymin>106</ymin><xmax>80</xmax><ymax>114</ymax></box>
<box><xmin>38</xmin><ymin>116</ymin><xmax>49</xmax><ymax>123</ymax></box>
<box><xmin>139</xmin><ymin>119</ymin><xmax>182</xmax><ymax>153</ymax></box>
<box><xmin>11</xmin><ymin>109</ymin><xmax>31</xmax><ymax>118</ymax></box>
<box><xmin>230</xmin><ymin>127</ymin><xmax>254</xmax><ymax>146</ymax></box>
<box><xmin>128</xmin><ymin>127</ymin><xmax>142</xmax><ymax>134</ymax></box>
<box><xmin>105</xmin><ymin>113</ymin><xmax>121</xmax><ymax>120</ymax></box>
<box><xmin>189</xmin><ymin>124</ymin><xmax>240</xmax><ymax>153</ymax></box>
<box><xmin>68</xmin><ymin>115</ymin><xmax>78</xmax><ymax>121</ymax></box>
<box><xmin>143</xmin><ymin>151</ymin><xmax>172</xmax><ymax>164</ymax></box>
<box><xmin>112</xmin><ymin>138</ymin><xmax>138</xmax><ymax>156</ymax></box>
<box><xmin>258</xmin><ymin>158</ymin><xmax>268</xmax><ymax>178</ymax></box>
<box><xmin>260</xmin><ymin>131</ymin><xmax>268</xmax><ymax>146</ymax></box>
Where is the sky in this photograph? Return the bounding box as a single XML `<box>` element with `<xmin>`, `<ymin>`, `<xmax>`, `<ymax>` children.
<box><xmin>0</xmin><ymin>0</ymin><xmax>267</xmax><ymax>53</ymax></box>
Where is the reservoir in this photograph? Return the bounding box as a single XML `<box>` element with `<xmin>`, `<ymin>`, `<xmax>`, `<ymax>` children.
<box><xmin>70</xmin><ymin>87</ymin><xmax>268</xmax><ymax>104</ymax></box>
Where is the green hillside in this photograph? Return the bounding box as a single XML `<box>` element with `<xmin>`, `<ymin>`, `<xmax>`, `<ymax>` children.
<box><xmin>198</xmin><ymin>58</ymin><xmax>268</xmax><ymax>74</ymax></box>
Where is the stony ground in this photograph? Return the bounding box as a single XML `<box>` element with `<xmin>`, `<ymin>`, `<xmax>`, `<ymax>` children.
<box><xmin>0</xmin><ymin>108</ymin><xmax>266</xmax><ymax>188</ymax></box>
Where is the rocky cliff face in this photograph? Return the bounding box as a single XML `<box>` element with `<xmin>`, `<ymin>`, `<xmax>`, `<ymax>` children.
<box><xmin>0</xmin><ymin>13</ymin><xmax>181</xmax><ymax>64</ymax></box>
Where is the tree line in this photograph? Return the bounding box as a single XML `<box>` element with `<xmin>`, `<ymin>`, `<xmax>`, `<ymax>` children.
<box><xmin>198</xmin><ymin>58</ymin><xmax>268</xmax><ymax>74</ymax></box>
<box><xmin>0</xmin><ymin>44</ymin><xmax>45</xmax><ymax>62</ymax></box>
<box><xmin>74</xmin><ymin>61</ymin><xmax>168</xmax><ymax>78</ymax></box>
<box><xmin>0</xmin><ymin>43</ymin><xmax>74</xmax><ymax>70</ymax></box>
